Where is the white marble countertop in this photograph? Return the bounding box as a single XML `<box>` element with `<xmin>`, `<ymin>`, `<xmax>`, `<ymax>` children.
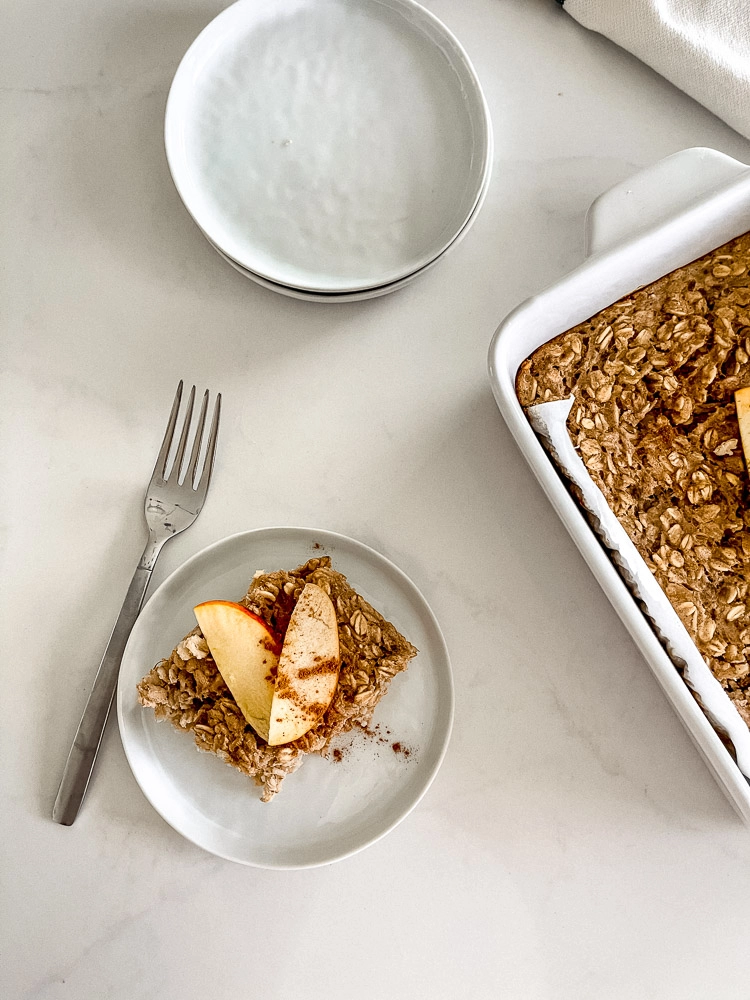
<box><xmin>5</xmin><ymin>1</ymin><xmax>750</xmax><ymax>997</ymax></box>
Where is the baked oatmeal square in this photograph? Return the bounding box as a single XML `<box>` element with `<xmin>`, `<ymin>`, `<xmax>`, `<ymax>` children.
<box><xmin>137</xmin><ymin>557</ymin><xmax>417</xmax><ymax>801</ymax></box>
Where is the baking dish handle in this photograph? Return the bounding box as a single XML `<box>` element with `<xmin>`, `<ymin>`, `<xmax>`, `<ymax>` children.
<box><xmin>584</xmin><ymin>147</ymin><xmax>750</xmax><ymax>258</ymax></box>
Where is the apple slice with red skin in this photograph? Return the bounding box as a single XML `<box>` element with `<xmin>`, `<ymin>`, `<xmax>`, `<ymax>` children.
<box><xmin>193</xmin><ymin>600</ymin><xmax>281</xmax><ymax>741</ymax></box>
<box><xmin>267</xmin><ymin>583</ymin><xmax>341</xmax><ymax>747</ymax></box>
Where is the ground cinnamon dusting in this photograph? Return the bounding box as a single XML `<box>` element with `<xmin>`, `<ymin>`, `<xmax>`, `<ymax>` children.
<box><xmin>297</xmin><ymin>659</ymin><xmax>339</xmax><ymax>680</ymax></box>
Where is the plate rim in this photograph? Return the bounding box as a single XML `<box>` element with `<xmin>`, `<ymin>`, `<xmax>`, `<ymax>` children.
<box><xmin>164</xmin><ymin>0</ymin><xmax>493</xmax><ymax>293</ymax></box>
<box><xmin>117</xmin><ymin>525</ymin><xmax>454</xmax><ymax>868</ymax></box>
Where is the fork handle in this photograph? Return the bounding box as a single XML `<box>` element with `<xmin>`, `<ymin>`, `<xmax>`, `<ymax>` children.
<box><xmin>52</xmin><ymin>536</ymin><xmax>165</xmax><ymax>826</ymax></box>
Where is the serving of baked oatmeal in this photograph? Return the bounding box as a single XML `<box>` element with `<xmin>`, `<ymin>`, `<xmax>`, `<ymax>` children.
<box><xmin>137</xmin><ymin>556</ymin><xmax>418</xmax><ymax>801</ymax></box>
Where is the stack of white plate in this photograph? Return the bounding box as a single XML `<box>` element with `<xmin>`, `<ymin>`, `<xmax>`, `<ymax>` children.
<box><xmin>165</xmin><ymin>0</ymin><xmax>493</xmax><ymax>302</ymax></box>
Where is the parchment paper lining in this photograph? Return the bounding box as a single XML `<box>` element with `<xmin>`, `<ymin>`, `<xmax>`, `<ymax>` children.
<box><xmin>529</xmin><ymin>395</ymin><xmax>750</xmax><ymax>777</ymax></box>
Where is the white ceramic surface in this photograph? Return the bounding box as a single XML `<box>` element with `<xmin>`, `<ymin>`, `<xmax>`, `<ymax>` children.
<box><xmin>489</xmin><ymin>147</ymin><xmax>750</xmax><ymax>824</ymax></box>
<box><xmin>117</xmin><ymin>527</ymin><xmax>453</xmax><ymax>868</ymax></box>
<box><xmin>165</xmin><ymin>0</ymin><xmax>492</xmax><ymax>292</ymax></box>
<box><xmin>204</xmin><ymin>153</ymin><xmax>492</xmax><ymax>301</ymax></box>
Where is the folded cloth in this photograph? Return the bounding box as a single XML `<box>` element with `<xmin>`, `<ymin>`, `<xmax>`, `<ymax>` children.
<box><xmin>560</xmin><ymin>0</ymin><xmax>750</xmax><ymax>140</ymax></box>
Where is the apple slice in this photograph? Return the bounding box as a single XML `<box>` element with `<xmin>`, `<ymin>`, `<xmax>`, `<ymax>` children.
<box><xmin>736</xmin><ymin>387</ymin><xmax>750</xmax><ymax>472</ymax></box>
<box><xmin>193</xmin><ymin>600</ymin><xmax>280</xmax><ymax>741</ymax></box>
<box><xmin>267</xmin><ymin>583</ymin><xmax>341</xmax><ymax>746</ymax></box>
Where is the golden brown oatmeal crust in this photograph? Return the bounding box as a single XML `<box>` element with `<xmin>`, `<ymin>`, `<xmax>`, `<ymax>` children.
<box><xmin>517</xmin><ymin>232</ymin><xmax>750</xmax><ymax>724</ymax></box>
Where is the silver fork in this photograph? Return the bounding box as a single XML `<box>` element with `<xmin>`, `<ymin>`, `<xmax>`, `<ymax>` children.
<box><xmin>52</xmin><ymin>381</ymin><xmax>221</xmax><ymax>826</ymax></box>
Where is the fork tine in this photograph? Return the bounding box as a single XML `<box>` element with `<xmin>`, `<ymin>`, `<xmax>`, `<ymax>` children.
<box><xmin>185</xmin><ymin>389</ymin><xmax>209</xmax><ymax>487</ymax></box>
<box><xmin>195</xmin><ymin>393</ymin><xmax>221</xmax><ymax>496</ymax></box>
<box><xmin>151</xmin><ymin>380</ymin><xmax>183</xmax><ymax>481</ymax></box>
<box><xmin>169</xmin><ymin>384</ymin><xmax>195</xmax><ymax>482</ymax></box>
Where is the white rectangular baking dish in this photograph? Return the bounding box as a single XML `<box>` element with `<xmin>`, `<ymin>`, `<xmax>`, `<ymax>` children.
<box><xmin>488</xmin><ymin>147</ymin><xmax>750</xmax><ymax>823</ymax></box>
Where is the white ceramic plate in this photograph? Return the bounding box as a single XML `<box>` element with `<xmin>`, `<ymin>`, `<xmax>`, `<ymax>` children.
<box><xmin>117</xmin><ymin>527</ymin><xmax>453</xmax><ymax>867</ymax></box>
<box><xmin>205</xmin><ymin>151</ymin><xmax>492</xmax><ymax>301</ymax></box>
<box><xmin>165</xmin><ymin>0</ymin><xmax>491</xmax><ymax>292</ymax></box>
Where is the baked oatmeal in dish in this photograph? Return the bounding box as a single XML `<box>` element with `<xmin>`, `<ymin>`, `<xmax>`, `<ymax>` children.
<box><xmin>516</xmin><ymin>232</ymin><xmax>750</xmax><ymax>725</ymax></box>
<box><xmin>137</xmin><ymin>557</ymin><xmax>418</xmax><ymax>801</ymax></box>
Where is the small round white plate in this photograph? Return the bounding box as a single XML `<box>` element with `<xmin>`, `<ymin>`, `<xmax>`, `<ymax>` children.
<box><xmin>165</xmin><ymin>0</ymin><xmax>491</xmax><ymax>292</ymax></box>
<box><xmin>117</xmin><ymin>527</ymin><xmax>453</xmax><ymax>868</ymax></box>
<box><xmin>204</xmin><ymin>147</ymin><xmax>492</xmax><ymax>301</ymax></box>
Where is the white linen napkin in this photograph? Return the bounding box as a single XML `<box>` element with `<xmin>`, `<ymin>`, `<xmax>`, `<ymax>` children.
<box><xmin>561</xmin><ymin>0</ymin><xmax>750</xmax><ymax>140</ymax></box>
